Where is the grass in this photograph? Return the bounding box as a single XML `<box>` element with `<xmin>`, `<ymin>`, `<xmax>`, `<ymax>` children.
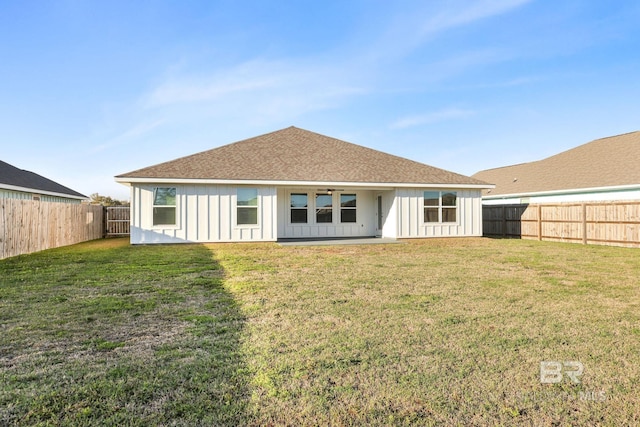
<box><xmin>1</xmin><ymin>237</ymin><xmax>640</xmax><ymax>425</ymax></box>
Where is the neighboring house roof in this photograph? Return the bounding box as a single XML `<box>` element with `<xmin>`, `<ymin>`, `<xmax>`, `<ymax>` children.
<box><xmin>0</xmin><ymin>160</ymin><xmax>87</xmax><ymax>199</ymax></box>
<box><xmin>473</xmin><ymin>131</ymin><xmax>640</xmax><ymax>198</ymax></box>
<box><xmin>117</xmin><ymin>126</ymin><xmax>489</xmax><ymax>187</ymax></box>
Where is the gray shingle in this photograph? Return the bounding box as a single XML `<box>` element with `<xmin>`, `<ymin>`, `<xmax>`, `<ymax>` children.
<box><xmin>473</xmin><ymin>131</ymin><xmax>640</xmax><ymax>196</ymax></box>
<box><xmin>117</xmin><ymin>126</ymin><xmax>487</xmax><ymax>186</ymax></box>
<box><xmin>0</xmin><ymin>160</ymin><xmax>86</xmax><ymax>198</ymax></box>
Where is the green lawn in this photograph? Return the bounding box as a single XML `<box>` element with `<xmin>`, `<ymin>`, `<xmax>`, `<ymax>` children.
<box><xmin>1</xmin><ymin>237</ymin><xmax>639</xmax><ymax>425</ymax></box>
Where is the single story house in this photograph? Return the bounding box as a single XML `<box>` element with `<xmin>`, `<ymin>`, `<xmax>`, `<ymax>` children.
<box><xmin>0</xmin><ymin>160</ymin><xmax>87</xmax><ymax>203</ymax></box>
<box><xmin>115</xmin><ymin>126</ymin><xmax>492</xmax><ymax>244</ymax></box>
<box><xmin>473</xmin><ymin>131</ymin><xmax>640</xmax><ymax>205</ymax></box>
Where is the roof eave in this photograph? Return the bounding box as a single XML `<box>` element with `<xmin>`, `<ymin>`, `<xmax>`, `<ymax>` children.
<box><xmin>483</xmin><ymin>183</ymin><xmax>640</xmax><ymax>200</ymax></box>
<box><xmin>115</xmin><ymin>176</ymin><xmax>494</xmax><ymax>190</ymax></box>
<box><xmin>0</xmin><ymin>183</ymin><xmax>88</xmax><ymax>200</ymax></box>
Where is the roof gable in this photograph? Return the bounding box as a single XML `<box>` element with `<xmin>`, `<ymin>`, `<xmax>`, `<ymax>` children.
<box><xmin>0</xmin><ymin>160</ymin><xmax>86</xmax><ymax>199</ymax></box>
<box><xmin>473</xmin><ymin>131</ymin><xmax>640</xmax><ymax>197</ymax></box>
<box><xmin>117</xmin><ymin>126</ymin><xmax>487</xmax><ymax>186</ymax></box>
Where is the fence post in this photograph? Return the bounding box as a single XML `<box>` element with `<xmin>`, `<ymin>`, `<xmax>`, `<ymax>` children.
<box><xmin>582</xmin><ymin>203</ymin><xmax>587</xmax><ymax>245</ymax></box>
<box><xmin>502</xmin><ymin>205</ymin><xmax>507</xmax><ymax>237</ymax></box>
<box><xmin>537</xmin><ymin>205</ymin><xmax>542</xmax><ymax>241</ymax></box>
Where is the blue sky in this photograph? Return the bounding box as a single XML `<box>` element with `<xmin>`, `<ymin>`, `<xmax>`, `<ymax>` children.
<box><xmin>1</xmin><ymin>1</ymin><xmax>639</xmax><ymax>200</ymax></box>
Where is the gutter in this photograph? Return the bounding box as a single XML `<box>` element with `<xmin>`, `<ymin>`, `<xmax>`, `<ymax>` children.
<box><xmin>115</xmin><ymin>177</ymin><xmax>495</xmax><ymax>190</ymax></box>
<box><xmin>483</xmin><ymin>183</ymin><xmax>640</xmax><ymax>200</ymax></box>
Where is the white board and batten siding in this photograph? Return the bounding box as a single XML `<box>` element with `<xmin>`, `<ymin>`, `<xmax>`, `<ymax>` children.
<box><xmin>394</xmin><ymin>189</ymin><xmax>483</xmax><ymax>238</ymax></box>
<box><xmin>276</xmin><ymin>188</ymin><xmax>377</xmax><ymax>238</ymax></box>
<box><xmin>129</xmin><ymin>184</ymin><xmax>484</xmax><ymax>243</ymax></box>
<box><xmin>130</xmin><ymin>184</ymin><xmax>277</xmax><ymax>244</ymax></box>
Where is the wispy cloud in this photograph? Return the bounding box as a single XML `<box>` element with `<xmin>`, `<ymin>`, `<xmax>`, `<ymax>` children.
<box><xmin>135</xmin><ymin>1</ymin><xmax>530</xmax><ymax>129</ymax></box>
<box><xmin>390</xmin><ymin>108</ymin><xmax>476</xmax><ymax>129</ymax></box>
<box><xmin>369</xmin><ymin>0</ymin><xmax>533</xmax><ymax>60</ymax></box>
<box><xmin>145</xmin><ymin>60</ymin><xmax>280</xmax><ymax>107</ymax></box>
<box><xmin>142</xmin><ymin>58</ymin><xmax>368</xmax><ymax>124</ymax></box>
<box><xmin>418</xmin><ymin>0</ymin><xmax>533</xmax><ymax>37</ymax></box>
<box><xmin>93</xmin><ymin>119</ymin><xmax>165</xmax><ymax>152</ymax></box>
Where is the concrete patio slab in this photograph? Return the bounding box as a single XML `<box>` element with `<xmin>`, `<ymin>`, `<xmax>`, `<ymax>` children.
<box><xmin>277</xmin><ymin>237</ymin><xmax>404</xmax><ymax>246</ymax></box>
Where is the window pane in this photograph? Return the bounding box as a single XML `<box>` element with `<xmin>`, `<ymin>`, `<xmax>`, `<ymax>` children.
<box><xmin>154</xmin><ymin>187</ymin><xmax>176</xmax><ymax>206</ymax></box>
<box><xmin>291</xmin><ymin>209</ymin><xmax>308</xmax><ymax>223</ymax></box>
<box><xmin>424</xmin><ymin>207</ymin><xmax>439</xmax><ymax>223</ymax></box>
<box><xmin>423</xmin><ymin>191</ymin><xmax>439</xmax><ymax>207</ymax></box>
<box><xmin>237</xmin><ymin>207</ymin><xmax>258</xmax><ymax>225</ymax></box>
<box><xmin>341</xmin><ymin>209</ymin><xmax>356</xmax><ymax>223</ymax></box>
<box><xmin>442</xmin><ymin>192</ymin><xmax>457</xmax><ymax>207</ymax></box>
<box><xmin>340</xmin><ymin>194</ymin><xmax>356</xmax><ymax>207</ymax></box>
<box><xmin>291</xmin><ymin>193</ymin><xmax>308</xmax><ymax>208</ymax></box>
<box><xmin>442</xmin><ymin>208</ymin><xmax>457</xmax><ymax>222</ymax></box>
<box><xmin>153</xmin><ymin>207</ymin><xmax>176</xmax><ymax>225</ymax></box>
<box><xmin>316</xmin><ymin>209</ymin><xmax>332</xmax><ymax>223</ymax></box>
<box><xmin>316</xmin><ymin>194</ymin><xmax>332</xmax><ymax>208</ymax></box>
<box><xmin>237</xmin><ymin>188</ymin><xmax>258</xmax><ymax>206</ymax></box>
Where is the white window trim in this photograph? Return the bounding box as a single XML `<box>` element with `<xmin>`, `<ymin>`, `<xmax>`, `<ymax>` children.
<box><xmin>423</xmin><ymin>190</ymin><xmax>459</xmax><ymax>224</ymax></box>
<box><xmin>315</xmin><ymin>192</ymin><xmax>334</xmax><ymax>225</ymax></box>
<box><xmin>339</xmin><ymin>193</ymin><xmax>357</xmax><ymax>223</ymax></box>
<box><xmin>151</xmin><ymin>187</ymin><xmax>179</xmax><ymax>229</ymax></box>
<box><xmin>235</xmin><ymin>188</ymin><xmax>260</xmax><ymax>228</ymax></box>
<box><xmin>289</xmin><ymin>191</ymin><xmax>310</xmax><ymax>226</ymax></box>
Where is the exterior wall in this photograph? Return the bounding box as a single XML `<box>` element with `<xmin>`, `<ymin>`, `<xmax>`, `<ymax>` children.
<box><xmin>129</xmin><ymin>184</ymin><xmax>485</xmax><ymax>243</ymax></box>
<box><xmin>395</xmin><ymin>189</ymin><xmax>483</xmax><ymax>238</ymax></box>
<box><xmin>130</xmin><ymin>184</ymin><xmax>277</xmax><ymax>244</ymax></box>
<box><xmin>0</xmin><ymin>189</ymin><xmax>31</xmax><ymax>200</ymax></box>
<box><xmin>377</xmin><ymin>190</ymin><xmax>397</xmax><ymax>238</ymax></box>
<box><xmin>0</xmin><ymin>189</ymin><xmax>81</xmax><ymax>203</ymax></box>
<box><xmin>482</xmin><ymin>188</ymin><xmax>640</xmax><ymax>205</ymax></box>
<box><xmin>277</xmin><ymin>188</ymin><xmax>376</xmax><ymax>238</ymax></box>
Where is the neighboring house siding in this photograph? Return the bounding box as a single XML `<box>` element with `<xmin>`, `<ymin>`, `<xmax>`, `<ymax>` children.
<box><xmin>395</xmin><ymin>189</ymin><xmax>483</xmax><ymax>238</ymax></box>
<box><xmin>39</xmin><ymin>195</ymin><xmax>82</xmax><ymax>204</ymax></box>
<box><xmin>482</xmin><ymin>188</ymin><xmax>640</xmax><ymax>205</ymax></box>
<box><xmin>0</xmin><ymin>189</ymin><xmax>82</xmax><ymax>203</ymax></box>
<box><xmin>0</xmin><ymin>189</ymin><xmax>32</xmax><ymax>200</ymax></box>
<box><xmin>130</xmin><ymin>184</ymin><xmax>277</xmax><ymax>244</ymax></box>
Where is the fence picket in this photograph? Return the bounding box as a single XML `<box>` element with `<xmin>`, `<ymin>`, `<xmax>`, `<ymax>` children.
<box><xmin>483</xmin><ymin>201</ymin><xmax>640</xmax><ymax>248</ymax></box>
<box><xmin>0</xmin><ymin>199</ymin><xmax>105</xmax><ymax>259</ymax></box>
<box><xmin>105</xmin><ymin>206</ymin><xmax>130</xmax><ymax>236</ymax></box>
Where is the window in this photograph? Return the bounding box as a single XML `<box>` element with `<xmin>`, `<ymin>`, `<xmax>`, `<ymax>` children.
<box><xmin>423</xmin><ymin>191</ymin><xmax>457</xmax><ymax>223</ymax></box>
<box><xmin>316</xmin><ymin>193</ymin><xmax>333</xmax><ymax>223</ymax></box>
<box><xmin>290</xmin><ymin>193</ymin><xmax>308</xmax><ymax>223</ymax></box>
<box><xmin>340</xmin><ymin>194</ymin><xmax>357</xmax><ymax>223</ymax></box>
<box><xmin>237</xmin><ymin>188</ymin><xmax>258</xmax><ymax>225</ymax></box>
<box><xmin>423</xmin><ymin>191</ymin><xmax>439</xmax><ymax>223</ymax></box>
<box><xmin>441</xmin><ymin>191</ymin><xmax>457</xmax><ymax>222</ymax></box>
<box><xmin>153</xmin><ymin>187</ymin><xmax>176</xmax><ymax>226</ymax></box>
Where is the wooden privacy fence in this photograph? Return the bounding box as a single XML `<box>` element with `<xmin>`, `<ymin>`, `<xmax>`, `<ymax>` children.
<box><xmin>483</xmin><ymin>201</ymin><xmax>640</xmax><ymax>248</ymax></box>
<box><xmin>0</xmin><ymin>199</ymin><xmax>105</xmax><ymax>259</ymax></box>
<box><xmin>105</xmin><ymin>206</ymin><xmax>130</xmax><ymax>236</ymax></box>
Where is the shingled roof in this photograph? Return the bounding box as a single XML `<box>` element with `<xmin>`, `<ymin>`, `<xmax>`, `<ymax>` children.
<box><xmin>117</xmin><ymin>126</ymin><xmax>488</xmax><ymax>186</ymax></box>
<box><xmin>0</xmin><ymin>160</ymin><xmax>86</xmax><ymax>199</ymax></box>
<box><xmin>473</xmin><ymin>131</ymin><xmax>640</xmax><ymax>197</ymax></box>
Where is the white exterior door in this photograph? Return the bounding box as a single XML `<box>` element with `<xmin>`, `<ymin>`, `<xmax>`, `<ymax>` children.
<box><xmin>375</xmin><ymin>194</ymin><xmax>383</xmax><ymax>237</ymax></box>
